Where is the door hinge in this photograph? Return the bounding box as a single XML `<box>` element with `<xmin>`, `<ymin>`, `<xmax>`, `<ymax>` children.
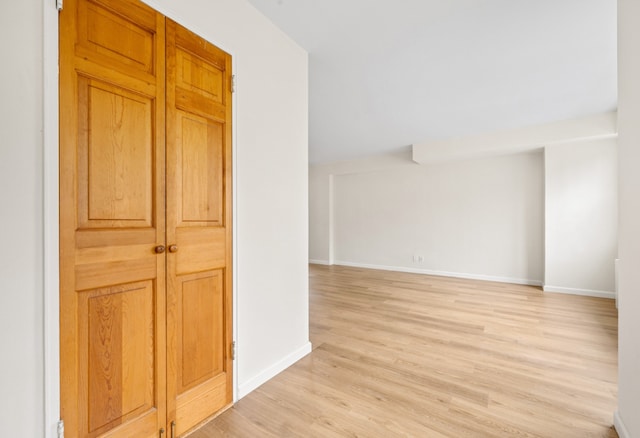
<box><xmin>57</xmin><ymin>420</ymin><xmax>64</xmax><ymax>438</ymax></box>
<box><xmin>231</xmin><ymin>341</ymin><xmax>236</xmax><ymax>360</ymax></box>
<box><xmin>231</xmin><ymin>75</ymin><xmax>236</xmax><ymax>93</ymax></box>
<box><xmin>56</xmin><ymin>0</ymin><xmax>63</xmax><ymax>11</ymax></box>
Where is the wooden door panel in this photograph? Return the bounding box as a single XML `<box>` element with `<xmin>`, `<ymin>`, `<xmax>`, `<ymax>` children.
<box><xmin>167</xmin><ymin>19</ymin><xmax>233</xmax><ymax>436</ymax></box>
<box><xmin>176</xmin><ymin>50</ymin><xmax>224</xmax><ymax>103</ymax></box>
<box><xmin>60</xmin><ymin>0</ymin><xmax>166</xmax><ymax>436</ymax></box>
<box><xmin>174</xmin><ymin>46</ymin><xmax>227</xmax><ymax>122</ymax></box>
<box><xmin>77</xmin><ymin>77</ymin><xmax>154</xmax><ymax>229</ymax></box>
<box><xmin>177</xmin><ymin>112</ymin><xmax>224</xmax><ymax>225</ymax></box>
<box><xmin>79</xmin><ymin>281</ymin><xmax>155</xmax><ymax>436</ymax></box>
<box><xmin>76</xmin><ymin>0</ymin><xmax>157</xmax><ymax>76</ymax></box>
<box><xmin>177</xmin><ymin>271</ymin><xmax>225</xmax><ymax>392</ymax></box>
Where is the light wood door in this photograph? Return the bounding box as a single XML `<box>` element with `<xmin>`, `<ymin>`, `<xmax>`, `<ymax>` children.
<box><xmin>165</xmin><ymin>20</ymin><xmax>234</xmax><ymax>436</ymax></box>
<box><xmin>60</xmin><ymin>1</ymin><xmax>233</xmax><ymax>437</ymax></box>
<box><xmin>59</xmin><ymin>0</ymin><xmax>167</xmax><ymax>436</ymax></box>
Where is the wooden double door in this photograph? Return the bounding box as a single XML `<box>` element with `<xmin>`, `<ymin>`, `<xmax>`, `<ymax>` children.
<box><xmin>59</xmin><ymin>0</ymin><xmax>233</xmax><ymax>436</ymax></box>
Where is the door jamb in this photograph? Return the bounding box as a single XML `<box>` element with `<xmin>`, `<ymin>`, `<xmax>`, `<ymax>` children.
<box><xmin>43</xmin><ymin>0</ymin><xmax>60</xmax><ymax>436</ymax></box>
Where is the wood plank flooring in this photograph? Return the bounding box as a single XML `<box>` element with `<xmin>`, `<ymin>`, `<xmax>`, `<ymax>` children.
<box><xmin>190</xmin><ymin>265</ymin><xmax>619</xmax><ymax>437</ymax></box>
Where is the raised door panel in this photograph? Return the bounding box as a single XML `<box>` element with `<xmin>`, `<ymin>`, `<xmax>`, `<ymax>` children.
<box><xmin>166</xmin><ymin>19</ymin><xmax>233</xmax><ymax>437</ymax></box>
<box><xmin>174</xmin><ymin>272</ymin><xmax>227</xmax><ymax>429</ymax></box>
<box><xmin>175</xmin><ymin>112</ymin><xmax>224</xmax><ymax>226</ymax></box>
<box><xmin>60</xmin><ymin>0</ymin><xmax>166</xmax><ymax>436</ymax></box>
<box><xmin>75</xmin><ymin>0</ymin><xmax>157</xmax><ymax>79</ymax></box>
<box><xmin>77</xmin><ymin>77</ymin><xmax>154</xmax><ymax>229</ymax></box>
<box><xmin>79</xmin><ymin>281</ymin><xmax>155</xmax><ymax>436</ymax></box>
<box><xmin>177</xmin><ymin>271</ymin><xmax>225</xmax><ymax>394</ymax></box>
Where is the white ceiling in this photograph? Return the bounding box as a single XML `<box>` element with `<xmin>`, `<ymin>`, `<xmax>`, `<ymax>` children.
<box><xmin>246</xmin><ymin>0</ymin><xmax>617</xmax><ymax>164</ymax></box>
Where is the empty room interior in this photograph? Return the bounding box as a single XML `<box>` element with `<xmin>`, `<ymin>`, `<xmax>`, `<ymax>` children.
<box><xmin>2</xmin><ymin>0</ymin><xmax>640</xmax><ymax>437</ymax></box>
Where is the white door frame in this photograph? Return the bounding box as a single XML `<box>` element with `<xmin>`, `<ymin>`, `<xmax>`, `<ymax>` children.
<box><xmin>43</xmin><ymin>1</ymin><xmax>60</xmax><ymax>436</ymax></box>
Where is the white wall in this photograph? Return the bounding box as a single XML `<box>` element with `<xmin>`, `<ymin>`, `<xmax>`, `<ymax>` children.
<box><xmin>309</xmin><ymin>169</ymin><xmax>331</xmax><ymax>263</ymax></box>
<box><xmin>616</xmin><ymin>1</ymin><xmax>640</xmax><ymax>436</ymax></box>
<box><xmin>544</xmin><ymin>139</ymin><xmax>618</xmax><ymax>297</ymax></box>
<box><xmin>309</xmin><ymin>148</ymin><xmax>419</xmax><ymax>264</ymax></box>
<box><xmin>322</xmin><ymin>151</ymin><xmax>545</xmax><ymax>285</ymax></box>
<box><xmin>0</xmin><ymin>0</ymin><xmax>309</xmax><ymax>435</ymax></box>
<box><xmin>310</xmin><ymin>118</ymin><xmax>619</xmax><ymax>295</ymax></box>
<box><xmin>0</xmin><ymin>1</ymin><xmax>45</xmax><ymax>436</ymax></box>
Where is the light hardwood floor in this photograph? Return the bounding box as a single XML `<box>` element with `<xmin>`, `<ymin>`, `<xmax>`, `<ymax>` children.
<box><xmin>190</xmin><ymin>265</ymin><xmax>619</xmax><ymax>437</ymax></box>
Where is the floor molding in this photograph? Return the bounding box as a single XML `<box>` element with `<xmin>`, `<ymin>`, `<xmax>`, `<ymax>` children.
<box><xmin>237</xmin><ymin>342</ymin><xmax>312</xmax><ymax>399</ymax></box>
<box><xmin>333</xmin><ymin>260</ymin><xmax>542</xmax><ymax>287</ymax></box>
<box><xmin>614</xmin><ymin>410</ymin><xmax>631</xmax><ymax>438</ymax></box>
<box><xmin>309</xmin><ymin>259</ymin><xmax>331</xmax><ymax>265</ymax></box>
<box><xmin>543</xmin><ymin>285</ymin><xmax>615</xmax><ymax>299</ymax></box>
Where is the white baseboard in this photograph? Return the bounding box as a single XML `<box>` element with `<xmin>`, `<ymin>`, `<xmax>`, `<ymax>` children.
<box><xmin>237</xmin><ymin>342</ymin><xmax>312</xmax><ymax>400</ymax></box>
<box><xmin>333</xmin><ymin>260</ymin><xmax>542</xmax><ymax>286</ymax></box>
<box><xmin>614</xmin><ymin>410</ymin><xmax>631</xmax><ymax>438</ymax></box>
<box><xmin>543</xmin><ymin>285</ymin><xmax>615</xmax><ymax>299</ymax></box>
<box><xmin>309</xmin><ymin>259</ymin><xmax>331</xmax><ymax>265</ymax></box>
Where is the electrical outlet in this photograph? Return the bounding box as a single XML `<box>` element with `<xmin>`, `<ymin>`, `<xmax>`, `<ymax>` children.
<box><xmin>413</xmin><ymin>254</ymin><xmax>424</xmax><ymax>263</ymax></box>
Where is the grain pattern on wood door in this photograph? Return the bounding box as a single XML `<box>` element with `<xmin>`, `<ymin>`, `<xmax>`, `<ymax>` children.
<box><xmin>165</xmin><ymin>20</ymin><xmax>234</xmax><ymax>436</ymax></box>
<box><xmin>59</xmin><ymin>0</ymin><xmax>166</xmax><ymax>436</ymax></box>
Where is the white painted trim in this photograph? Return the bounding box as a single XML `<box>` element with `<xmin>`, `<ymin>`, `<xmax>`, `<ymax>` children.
<box><xmin>43</xmin><ymin>0</ymin><xmax>60</xmax><ymax>436</ymax></box>
<box><xmin>614</xmin><ymin>258</ymin><xmax>620</xmax><ymax>309</ymax></box>
<box><xmin>311</xmin><ymin>149</ymin><xmax>414</xmax><ymax>176</ymax></box>
<box><xmin>231</xmin><ymin>58</ymin><xmax>239</xmax><ymax>403</ymax></box>
<box><xmin>237</xmin><ymin>342</ymin><xmax>312</xmax><ymax>399</ymax></box>
<box><xmin>412</xmin><ymin>112</ymin><xmax>618</xmax><ymax>164</ymax></box>
<box><xmin>543</xmin><ymin>285</ymin><xmax>615</xmax><ymax>299</ymax></box>
<box><xmin>614</xmin><ymin>410</ymin><xmax>631</xmax><ymax>438</ymax></box>
<box><xmin>333</xmin><ymin>261</ymin><xmax>543</xmax><ymax>286</ymax></box>
<box><xmin>328</xmin><ymin>174</ymin><xmax>335</xmax><ymax>265</ymax></box>
<box><xmin>309</xmin><ymin>259</ymin><xmax>331</xmax><ymax>265</ymax></box>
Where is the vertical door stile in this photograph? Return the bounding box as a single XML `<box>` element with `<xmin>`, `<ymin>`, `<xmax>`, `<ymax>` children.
<box><xmin>165</xmin><ymin>19</ymin><xmax>178</xmax><ymax>431</ymax></box>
